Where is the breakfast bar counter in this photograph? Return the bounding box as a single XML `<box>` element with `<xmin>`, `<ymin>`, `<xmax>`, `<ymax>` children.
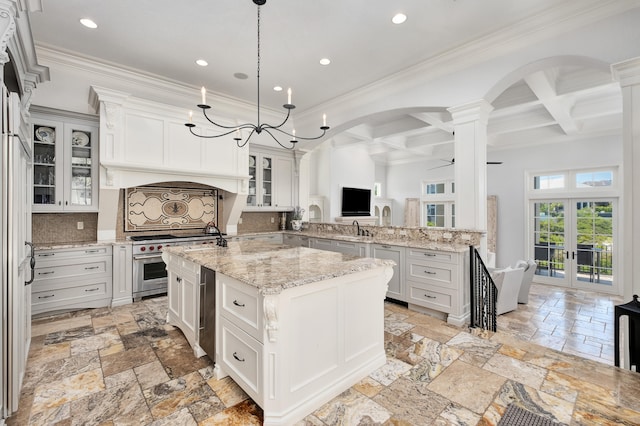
<box><xmin>162</xmin><ymin>241</ymin><xmax>394</xmax><ymax>426</ymax></box>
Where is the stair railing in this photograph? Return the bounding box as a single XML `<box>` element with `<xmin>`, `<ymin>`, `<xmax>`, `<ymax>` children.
<box><xmin>469</xmin><ymin>245</ymin><xmax>497</xmax><ymax>332</ymax></box>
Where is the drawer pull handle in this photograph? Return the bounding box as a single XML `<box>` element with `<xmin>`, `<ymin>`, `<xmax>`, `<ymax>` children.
<box><xmin>85</xmin><ymin>249</ymin><xmax>101</xmax><ymax>254</ymax></box>
<box><xmin>85</xmin><ymin>266</ymin><xmax>100</xmax><ymax>270</ymax></box>
<box><xmin>382</xmin><ymin>245</ymin><xmax>391</xmax><ymax>248</ymax></box>
<box><xmin>424</xmin><ymin>294</ymin><xmax>436</xmax><ymax>299</ymax></box>
<box><xmin>38</xmin><ymin>271</ymin><xmax>54</xmax><ymax>275</ymax></box>
<box><xmin>38</xmin><ymin>253</ymin><xmax>55</xmax><ymax>257</ymax></box>
<box><xmin>424</xmin><ymin>253</ymin><xmax>436</xmax><ymax>257</ymax></box>
<box><xmin>85</xmin><ymin>288</ymin><xmax>100</xmax><ymax>292</ymax></box>
<box><xmin>38</xmin><ymin>294</ymin><xmax>55</xmax><ymax>299</ymax></box>
<box><xmin>233</xmin><ymin>352</ymin><xmax>245</xmax><ymax>362</ymax></box>
<box><xmin>176</xmin><ymin>276</ymin><xmax>182</xmax><ymax>283</ymax></box>
<box><xmin>424</xmin><ymin>270</ymin><xmax>436</xmax><ymax>275</ymax></box>
<box><xmin>233</xmin><ymin>300</ymin><xmax>245</xmax><ymax>307</ymax></box>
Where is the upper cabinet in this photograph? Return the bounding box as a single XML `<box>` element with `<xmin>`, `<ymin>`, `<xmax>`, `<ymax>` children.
<box><xmin>246</xmin><ymin>148</ymin><xmax>294</xmax><ymax>211</ymax></box>
<box><xmin>32</xmin><ymin>112</ymin><xmax>99</xmax><ymax>212</ymax></box>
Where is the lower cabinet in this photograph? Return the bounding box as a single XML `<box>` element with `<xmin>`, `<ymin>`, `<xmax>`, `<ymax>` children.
<box><xmin>371</xmin><ymin>244</ymin><xmax>405</xmax><ymax>301</ymax></box>
<box><xmin>309</xmin><ymin>238</ymin><xmax>368</xmax><ymax>256</ymax></box>
<box><xmin>283</xmin><ymin>234</ymin><xmax>310</xmax><ymax>247</ymax></box>
<box><xmin>233</xmin><ymin>233</ymin><xmax>283</xmax><ymax>244</ymax></box>
<box><xmin>404</xmin><ymin>247</ymin><xmax>468</xmax><ymax>326</ymax></box>
<box><xmin>111</xmin><ymin>243</ymin><xmax>133</xmax><ymax>306</ymax></box>
<box><xmin>32</xmin><ymin>245</ymin><xmax>113</xmax><ymax>315</ymax></box>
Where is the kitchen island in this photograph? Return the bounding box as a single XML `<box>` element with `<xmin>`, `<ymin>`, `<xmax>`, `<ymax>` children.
<box><xmin>162</xmin><ymin>241</ymin><xmax>394</xmax><ymax>426</ymax></box>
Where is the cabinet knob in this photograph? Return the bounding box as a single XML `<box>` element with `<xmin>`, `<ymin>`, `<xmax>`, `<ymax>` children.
<box><xmin>58</xmin><ymin>201</ymin><xmax>62</xmax><ymax>206</ymax></box>
<box><xmin>233</xmin><ymin>299</ymin><xmax>245</xmax><ymax>307</ymax></box>
<box><xmin>233</xmin><ymin>352</ymin><xmax>245</xmax><ymax>362</ymax></box>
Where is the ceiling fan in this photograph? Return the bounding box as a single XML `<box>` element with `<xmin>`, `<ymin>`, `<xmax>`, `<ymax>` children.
<box><xmin>428</xmin><ymin>158</ymin><xmax>503</xmax><ymax>171</ymax></box>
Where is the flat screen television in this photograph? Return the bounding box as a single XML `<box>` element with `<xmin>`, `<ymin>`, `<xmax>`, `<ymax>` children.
<box><xmin>341</xmin><ymin>187</ymin><xmax>371</xmax><ymax>216</ymax></box>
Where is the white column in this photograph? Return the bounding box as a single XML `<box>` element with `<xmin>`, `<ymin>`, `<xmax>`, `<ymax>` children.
<box><xmin>612</xmin><ymin>57</ymin><xmax>640</xmax><ymax>299</ymax></box>
<box><xmin>447</xmin><ymin>100</ymin><xmax>493</xmax><ymax>257</ymax></box>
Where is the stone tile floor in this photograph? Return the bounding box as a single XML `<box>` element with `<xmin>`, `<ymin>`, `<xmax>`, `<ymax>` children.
<box><xmin>7</xmin><ymin>285</ymin><xmax>640</xmax><ymax>425</ymax></box>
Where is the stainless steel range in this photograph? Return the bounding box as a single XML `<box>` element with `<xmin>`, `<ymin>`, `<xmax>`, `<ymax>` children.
<box><xmin>131</xmin><ymin>233</ymin><xmax>224</xmax><ymax>301</ymax></box>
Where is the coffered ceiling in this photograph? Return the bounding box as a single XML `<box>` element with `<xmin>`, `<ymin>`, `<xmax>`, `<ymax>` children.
<box><xmin>28</xmin><ymin>0</ymin><xmax>639</xmax><ymax>164</ymax></box>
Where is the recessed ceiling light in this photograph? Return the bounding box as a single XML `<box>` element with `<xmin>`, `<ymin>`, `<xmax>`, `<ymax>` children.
<box><xmin>319</xmin><ymin>58</ymin><xmax>331</xmax><ymax>66</ymax></box>
<box><xmin>234</xmin><ymin>72</ymin><xmax>249</xmax><ymax>80</ymax></box>
<box><xmin>392</xmin><ymin>13</ymin><xmax>407</xmax><ymax>24</ymax></box>
<box><xmin>80</xmin><ymin>18</ymin><xmax>98</xmax><ymax>29</ymax></box>
<box><xmin>195</xmin><ymin>59</ymin><xmax>208</xmax><ymax>67</ymax></box>
<box><xmin>273</xmin><ymin>86</ymin><xmax>283</xmax><ymax>92</ymax></box>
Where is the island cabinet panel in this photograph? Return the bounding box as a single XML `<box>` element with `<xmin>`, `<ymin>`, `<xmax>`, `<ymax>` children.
<box><xmin>165</xmin><ymin>253</ymin><xmax>202</xmax><ymax>354</ymax></box>
<box><xmin>214</xmin><ymin>268</ymin><xmax>390</xmax><ymax>425</ymax></box>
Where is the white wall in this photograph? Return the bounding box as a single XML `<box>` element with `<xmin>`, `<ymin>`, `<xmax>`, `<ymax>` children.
<box><xmin>308</xmin><ymin>142</ymin><xmax>376</xmax><ymax>221</ymax></box>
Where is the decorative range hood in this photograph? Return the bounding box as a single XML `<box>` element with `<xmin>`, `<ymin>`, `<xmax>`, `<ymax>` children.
<box><xmin>89</xmin><ymin>86</ymin><xmax>249</xmax><ymax>237</ymax></box>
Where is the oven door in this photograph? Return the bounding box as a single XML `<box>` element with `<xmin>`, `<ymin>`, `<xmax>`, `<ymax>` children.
<box><xmin>132</xmin><ymin>253</ymin><xmax>168</xmax><ymax>300</ymax></box>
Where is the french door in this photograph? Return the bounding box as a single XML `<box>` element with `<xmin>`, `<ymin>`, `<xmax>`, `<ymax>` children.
<box><xmin>530</xmin><ymin>198</ymin><xmax>617</xmax><ymax>293</ymax></box>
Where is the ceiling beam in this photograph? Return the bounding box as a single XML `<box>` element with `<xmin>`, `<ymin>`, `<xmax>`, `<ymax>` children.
<box><xmin>524</xmin><ymin>70</ymin><xmax>580</xmax><ymax>135</ymax></box>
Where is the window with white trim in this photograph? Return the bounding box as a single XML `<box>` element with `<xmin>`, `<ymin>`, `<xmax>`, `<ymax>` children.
<box><xmin>421</xmin><ymin>180</ymin><xmax>455</xmax><ymax>228</ymax></box>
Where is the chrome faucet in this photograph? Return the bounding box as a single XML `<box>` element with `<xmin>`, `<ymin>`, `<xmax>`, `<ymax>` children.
<box><xmin>352</xmin><ymin>220</ymin><xmax>360</xmax><ymax>236</ymax></box>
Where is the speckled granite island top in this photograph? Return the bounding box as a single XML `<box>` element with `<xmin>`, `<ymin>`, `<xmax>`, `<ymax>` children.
<box><xmin>162</xmin><ymin>241</ymin><xmax>395</xmax><ymax>295</ymax></box>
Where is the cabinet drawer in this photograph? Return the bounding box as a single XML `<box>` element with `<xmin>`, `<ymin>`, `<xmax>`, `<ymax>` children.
<box><xmin>35</xmin><ymin>246</ymin><xmax>111</xmax><ymax>261</ymax></box>
<box><xmin>32</xmin><ymin>278</ymin><xmax>111</xmax><ymax>313</ymax></box>
<box><xmin>220</xmin><ymin>317</ymin><xmax>261</xmax><ymax>399</ymax></box>
<box><xmin>406</xmin><ymin>248</ymin><xmax>457</xmax><ymax>264</ymax></box>
<box><xmin>406</xmin><ymin>260</ymin><xmax>456</xmax><ymax>288</ymax></box>
<box><xmin>407</xmin><ymin>281</ymin><xmax>455</xmax><ymax>313</ymax></box>
<box><xmin>220</xmin><ymin>275</ymin><xmax>263</xmax><ymax>342</ymax></box>
<box><xmin>35</xmin><ymin>257</ymin><xmax>111</xmax><ymax>281</ymax></box>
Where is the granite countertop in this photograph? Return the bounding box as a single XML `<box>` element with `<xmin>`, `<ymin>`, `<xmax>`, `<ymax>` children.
<box><xmin>164</xmin><ymin>241</ymin><xmax>395</xmax><ymax>296</ymax></box>
<box><xmin>34</xmin><ymin>240</ymin><xmax>125</xmax><ymax>250</ymax></box>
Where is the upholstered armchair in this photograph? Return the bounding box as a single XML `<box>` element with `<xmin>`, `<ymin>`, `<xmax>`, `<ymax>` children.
<box><xmin>515</xmin><ymin>259</ymin><xmax>537</xmax><ymax>304</ymax></box>
<box><xmin>491</xmin><ymin>266</ymin><xmax>525</xmax><ymax>315</ymax></box>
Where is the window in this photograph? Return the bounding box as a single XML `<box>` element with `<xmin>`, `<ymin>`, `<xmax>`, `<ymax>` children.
<box><xmin>374</xmin><ymin>182</ymin><xmax>382</xmax><ymax>197</ymax></box>
<box><xmin>421</xmin><ymin>179</ymin><xmax>454</xmax><ymax>228</ymax></box>
<box><xmin>531</xmin><ymin>168</ymin><xmax>616</xmax><ymax>194</ymax></box>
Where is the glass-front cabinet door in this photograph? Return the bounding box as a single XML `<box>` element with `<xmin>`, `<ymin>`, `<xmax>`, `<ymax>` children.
<box><xmin>66</xmin><ymin>125</ymin><xmax>94</xmax><ymax>208</ymax></box>
<box><xmin>33</xmin><ymin>120</ymin><xmax>63</xmax><ymax>210</ymax></box>
<box><xmin>246</xmin><ymin>153</ymin><xmax>273</xmax><ymax>209</ymax></box>
<box><xmin>32</xmin><ymin>115</ymin><xmax>99</xmax><ymax>212</ymax></box>
<box><xmin>261</xmin><ymin>155</ymin><xmax>272</xmax><ymax>207</ymax></box>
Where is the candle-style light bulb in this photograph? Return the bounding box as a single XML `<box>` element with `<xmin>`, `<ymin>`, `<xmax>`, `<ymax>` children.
<box><xmin>292</xmin><ymin>129</ymin><xmax>296</xmax><ymax>138</ymax></box>
<box><xmin>201</xmin><ymin>87</ymin><xmax>206</xmax><ymax>105</ymax></box>
<box><xmin>323</xmin><ymin>113</ymin><xmax>327</xmax><ymax>127</ymax></box>
<box><xmin>287</xmin><ymin>88</ymin><xmax>292</xmax><ymax>104</ymax></box>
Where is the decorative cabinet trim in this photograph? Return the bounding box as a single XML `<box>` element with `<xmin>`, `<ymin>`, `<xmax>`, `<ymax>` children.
<box><xmin>263</xmin><ymin>295</ymin><xmax>279</xmax><ymax>342</ymax></box>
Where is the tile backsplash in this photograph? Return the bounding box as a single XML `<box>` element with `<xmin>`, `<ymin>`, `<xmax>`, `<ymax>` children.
<box><xmin>32</xmin><ymin>213</ymin><xmax>98</xmax><ymax>244</ymax></box>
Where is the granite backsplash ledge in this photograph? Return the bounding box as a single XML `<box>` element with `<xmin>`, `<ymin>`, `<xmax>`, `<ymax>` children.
<box><xmin>303</xmin><ymin>222</ymin><xmax>483</xmax><ymax>246</ymax></box>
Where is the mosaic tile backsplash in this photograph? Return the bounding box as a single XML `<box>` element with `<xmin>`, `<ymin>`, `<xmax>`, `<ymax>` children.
<box><xmin>125</xmin><ymin>187</ymin><xmax>217</xmax><ymax>232</ymax></box>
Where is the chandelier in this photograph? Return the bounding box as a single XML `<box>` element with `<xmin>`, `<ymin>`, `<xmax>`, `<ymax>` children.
<box><xmin>185</xmin><ymin>0</ymin><xmax>330</xmax><ymax>150</ymax></box>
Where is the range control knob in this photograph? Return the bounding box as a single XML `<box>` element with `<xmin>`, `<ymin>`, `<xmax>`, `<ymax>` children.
<box><xmin>140</xmin><ymin>246</ymin><xmax>146</xmax><ymax>252</ymax></box>
<box><xmin>149</xmin><ymin>246</ymin><xmax>155</xmax><ymax>251</ymax></box>
<box><xmin>158</xmin><ymin>245</ymin><xmax>163</xmax><ymax>250</ymax></box>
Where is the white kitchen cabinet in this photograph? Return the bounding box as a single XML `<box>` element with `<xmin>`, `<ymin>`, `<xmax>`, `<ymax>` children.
<box><xmin>112</xmin><ymin>243</ymin><xmax>133</xmax><ymax>306</ymax></box>
<box><xmin>32</xmin><ymin>110</ymin><xmax>99</xmax><ymax>212</ymax></box>
<box><xmin>32</xmin><ymin>245</ymin><xmax>113</xmax><ymax>315</ymax></box>
<box><xmin>372</xmin><ymin>244</ymin><xmax>405</xmax><ymax>301</ymax></box>
<box><xmin>233</xmin><ymin>233</ymin><xmax>283</xmax><ymax>244</ymax></box>
<box><xmin>404</xmin><ymin>247</ymin><xmax>468</xmax><ymax>326</ymax></box>
<box><xmin>246</xmin><ymin>148</ymin><xmax>293</xmax><ymax>211</ymax></box>
<box><xmin>166</xmin><ymin>253</ymin><xmax>202</xmax><ymax>353</ymax></box>
<box><xmin>283</xmin><ymin>233</ymin><xmax>310</xmax><ymax>247</ymax></box>
<box><xmin>309</xmin><ymin>237</ymin><xmax>368</xmax><ymax>257</ymax></box>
